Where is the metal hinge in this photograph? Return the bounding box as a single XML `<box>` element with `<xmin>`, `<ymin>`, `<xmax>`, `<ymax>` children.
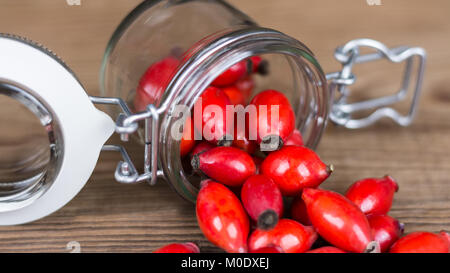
<box><xmin>90</xmin><ymin>96</ymin><xmax>163</xmax><ymax>185</ymax></box>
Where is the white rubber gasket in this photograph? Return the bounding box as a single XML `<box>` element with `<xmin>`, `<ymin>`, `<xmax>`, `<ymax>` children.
<box><xmin>0</xmin><ymin>36</ymin><xmax>115</xmax><ymax>225</ymax></box>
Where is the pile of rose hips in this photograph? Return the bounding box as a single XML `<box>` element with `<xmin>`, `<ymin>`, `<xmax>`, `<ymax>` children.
<box><xmin>134</xmin><ymin>54</ymin><xmax>450</xmax><ymax>254</ymax></box>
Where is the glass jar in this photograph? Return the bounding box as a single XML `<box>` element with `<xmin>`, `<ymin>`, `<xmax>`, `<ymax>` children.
<box><xmin>0</xmin><ymin>0</ymin><xmax>425</xmax><ymax>224</ymax></box>
<box><xmin>100</xmin><ymin>0</ymin><xmax>330</xmax><ymax>202</ymax></box>
<box><xmin>99</xmin><ymin>0</ymin><xmax>425</xmax><ymax>203</ymax></box>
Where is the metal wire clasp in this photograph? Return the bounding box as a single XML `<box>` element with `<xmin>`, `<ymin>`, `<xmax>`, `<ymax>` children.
<box><xmin>326</xmin><ymin>39</ymin><xmax>426</xmax><ymax>129</ymax></box>
<box><xmin>90</xmin><ymin>96</ymin><xmax>163</xmax><ymax>185</ymax></box>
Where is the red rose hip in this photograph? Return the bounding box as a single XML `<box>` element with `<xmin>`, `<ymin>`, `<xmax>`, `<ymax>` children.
<box><xmin>306</xmin><ymin>246</ymin><xmax>347</xmax><ymax>253</ymax></box>
<box><xmin>441</xmin><ymin>230</ymin><xmax>450</xmax><ymax>244</ymax></box>
<box><xmin>261</xmin><ymin>146</ymin><xmax>332</xmax><ymax>196</ymax></box>
<box><xmin>180</xmin><ymin>116</ymin><xmax>195</xmax><ymax>157</ymax></box>
<box><xmin>249</xmin><ymin>56</ymin><xmax>269</xmax><ymax>75</ymax></box>
<box><xmin>250</xmin><ymin>246</ymin><xmax>283</xmax><ymax>253</ymax></box>
<box><xmin>134</xmin><ymin>56</ymin><xmax>179</xmax><ymax>112</ymax></box>
<box><xmin>345</xmin><ymin>175</ymin><xmax>399</xmax><ymax>216</ymax></box>
<box><xmin>232</xmin><ymin>114</ymin><xmax>257</xmax><ymax>154</ymax></box>
<box><xmin>252</xmin><ymin>156</ymin><xmax>264</xmax><ymax>174</ymax></box>
<box><xmin>368</xmin><ymin>214</ymin><xmax>404</xmax><ymax>252</ymax></box>
<box><xmin>241</xmin><ymin>175</ymin><xmax>283</xmax><ymax>230</ymax></box>
<box><xmin>249</xmin><ymin>90</ymin><xmax>295</xmax><ymax>151</ymax></box>
<box><xmin>192</xmin><ymin>146</ymin><xmax>256</xmax><ymax>187</ymax></box>
<box><xmin>189</xmin><ymin>141</ymin><xmax>214</xmax><ymax>160</ymax></box>
<box><xmin>212</xmin><ymin>57</ymin><xmax>266</xmax><ymax>87</ymax></box>
<box><xmin>223</xmin><ymin>85</ymin><xmax>246</xmax><ymax>106</ymax></box>
<box><xmin>211</xmin><ymin>59</ymin><xmax>249</xmax><ymax>87</ymax></box>
<box><xmin>284</xmin><ymin>129</ymin><xmax>304</xmax><ymax>146</ymax></box>
<box><xmin>248</xmin><ymin>219</ymin><xmax>317</xmax><ymax>253</ymax></box>
<box><xmin>193</xmin><ymin>86</ymin><xmax>233</xmax><ymax>145</ymax></box>
<box><xmin>290</xmin><ymin>196</ymin><xmax>311</xmax><ymax>226</ymax></box>
<box><xmin>153</xmin><ymin>242</ymin><xmax>200</xmax><ymax>253</ymax></box>
<box><xmin>235</xmin><ymin>76</ymin><xmax>254</xmax><ymax>103</ymax></box>
<box><xmin>302</xmin><ymin>188</ymin><xmax>376</xmax><ymax>253</ymax></box>
<box><xmin>389</xmin><ymin>231</ymin><xmax>450</xmax><ymax>253</ymax></box>
<box><xmin>196</xmin><ymin>180</ymin><xmax>249</xmax><ymax>253</ymax></box>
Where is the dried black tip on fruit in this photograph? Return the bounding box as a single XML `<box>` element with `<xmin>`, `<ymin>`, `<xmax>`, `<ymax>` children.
<box><xmin>257</xmin><ymin>60</ymin><xmax>269</xmax><ymax>75</ymax></box>
<box><xmin>326</xmin><ymin>164</ymin><xmax>335</xmax><ymax>174</ymax></box>
<box><xmin>191</xmin><ymin>155</ymin><xmax>200</xmax><ymax>170</ymax></box>
<box><xmin>217</xmin><ymin>135</ymin><xmax>233</xmax><ymax>147</ymax></box>
<box><xmin>257</xmin><ymin>209</ymin><xmax>279</xmax><ymax>231</ymax></box>
<box><xmin>246</xmin><ymin>58</ymin><xmax>254</xmax><ymax>76</ymax></box>
<box><xmin>260</xmin><ymin>135</ymin><xmax>283</xmax><ymax>152</ymax></box>
<box><xmin>364</xmin><ymin>241</ymin><xmax>381</xmax><ymax>253</ymax></box>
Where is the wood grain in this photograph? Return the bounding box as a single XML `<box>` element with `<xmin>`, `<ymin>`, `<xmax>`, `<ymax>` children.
<box><xmin>0</xmin><ymin>0</ymin><xmax>449</xmax><ymax>252</ymax></box>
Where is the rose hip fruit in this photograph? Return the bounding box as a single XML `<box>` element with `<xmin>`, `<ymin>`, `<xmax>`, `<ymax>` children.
<box><xmin>212</xmin><ymin>59</ymin><xmax>249</xmax><ymax>87</ymax></box>
<box><xmin>250</xmin><ymin>246</ymin><xmax>283</xmax><ymax>253</ymax></box>
<box><xmin>232</xmin><ymin>115</ymin><xmax>257</xmax><ymax>155</ymax></box>
<box><xmin>193</xmin><ymin>86</ymin><xmax>233</xmax><ymax>145</ymax></box>
<box><xmin>284</xmin><ymin>129</ymin><xmax>304</xmax><ymax>146</ymax></box>
<box><xmin>196</xmin><ymin>180</ymin><xmax>249</xmax><ymax>253</ymax></box>
<box><xmin>441</xmin><ymin>230</ymin><xmax>450</xmax><ymax>244</ymax></box>
<box><xmin>212</xmin><ymin>57</ymin><xmax>266</xmax><ymax>87</ymax></box>
<box><xmin>306</xmin><ymin>247</ymin><xmax>347</xmax><ymax>253</ymax></box>
<box><xmin>248</xmin><ymin>219</ymin><xmax>317</xmax><ymax>253</ymax></box>
<box><xmin>252</xmin><ymin>156</ymin><xmax>264</xmax><ymax>174</ymax></box>
<box><xmin>191</xmin><ymin>146</ymin><xmax>256</xmax><ymax>187</ymax></box>
<box><xmin>241</xmin><ymin>175</ymin><xmax>283</xmax><ymax>230</ymax></box>
<box><xmin>232</xmin><ymin>135</ymin><xmax>257</xmax><ymax>155</ymax></box>
<box><xmin>345</xmin><ymin>175</ymin><xmax>399</xmax><ymax>216</ymax></box>
<box><xmin>249</xmin><ymin>90</ymin><xmax>295</xmax><ymax>151</ymax></box>
<box><xmin>134</xmin><ymin>56</ymin><xmax>179</xmax><ymax>112</ymax></box>
<box><xmin>153</xmin><ymin>242</ymin><xmax>200</xmax><ymax>253</ymax></box>
<box><xmin>180</xmin><ymin>116</ymin><xmax>195</xmax><ymax>157</ymax></box>
<box><xmin>235</xmin><ymin>76</ymin><xmax>254</xmax><ymax>103</ymax></box>
<box><xmin>261</xmin><ymin>146</ymin><xmax>332</xmax><ymax>196</ymax></box>
<box><xmin>389</xmin><ymin>231</ymin><xmax>450</xmax><ymax>253</ymax></box>
<box><xmin>290</xmin><ymin>196</ymin><xmax>311</xmax><ymax>226</ymax></box>
<box><xmin>249</xmin><ymin>56</ymin><xmax>269</xmax><ymax>75</ymax></box>
<box><xmin>302</xmin><ymin>188</ymin><xmax>376</xmax><ymax>253</ymax></box>
<box><xmin>223</xmin><ymin>85</ymin><xmax>246</xmax><ymax>106</ymax></box>
<box><xmin>189</xmin><ymin>141</ymin><xmax>214</xmax><ymax>160</ymax></box>
<box><xmin>368</xmin><ymin>214</ymin><xmax>404</xmax><ymax>252</ymax></box>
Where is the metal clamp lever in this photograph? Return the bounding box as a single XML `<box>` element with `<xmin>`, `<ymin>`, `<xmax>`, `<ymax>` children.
<box><xmin>326</xmin><ymin>39</ymin><xmax>427</xmax><ymax>129</ymax></box>
<box><xmin>101</xmin><ymin>144</ymin><xmax>139</xmax><ymax>184</ymax></box>
<box><xmin>90</xmin><ymin>96</ymin><xmax>163</xmax><ymax>185</ymax></box>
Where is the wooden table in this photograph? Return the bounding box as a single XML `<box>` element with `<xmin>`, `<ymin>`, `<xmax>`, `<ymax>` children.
<box><xmin>0</xmin><ymin>0</ymin><xmax>448</xmax><ymax>252</ymax></box>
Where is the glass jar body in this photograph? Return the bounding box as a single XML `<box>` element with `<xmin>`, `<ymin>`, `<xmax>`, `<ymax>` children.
<box><xmin>100</xmin><ymin>0</ymin><xmax>330</xmax><ymax>202</ymax></box>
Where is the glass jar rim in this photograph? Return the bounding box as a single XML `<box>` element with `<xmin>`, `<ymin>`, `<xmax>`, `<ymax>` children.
<box><xmin>159</xmin><ymin>26</ymin><xmax>329</xmax><ymax>202</ymax></box>
<box><xmin>0</xmin><ymin>78</ymin><xmax>63</xmax><ymax>213</ymax></box>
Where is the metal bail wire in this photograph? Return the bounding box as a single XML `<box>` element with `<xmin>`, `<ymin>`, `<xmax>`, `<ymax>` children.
<box><xmin>326</xmin><ymin>38</ymin><xmax>427</xmax><ymax>129</ymax></box>
<box><xmin>90</xmin><ymin>96</ymin><xmax>163</xmax><ymax>185</ymax></box>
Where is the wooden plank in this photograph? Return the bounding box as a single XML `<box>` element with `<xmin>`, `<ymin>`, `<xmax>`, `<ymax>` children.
<box><xmin>0</xmin><ymin>0</ymin><xmax>448</xmax><ymax>252</ymax></box>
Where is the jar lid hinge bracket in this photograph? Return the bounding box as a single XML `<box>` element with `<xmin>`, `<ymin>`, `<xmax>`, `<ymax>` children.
<box><xmin>90</xmin><ymin>96</ymin><xmax>163</xmax><ymax>185</ymax></box>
